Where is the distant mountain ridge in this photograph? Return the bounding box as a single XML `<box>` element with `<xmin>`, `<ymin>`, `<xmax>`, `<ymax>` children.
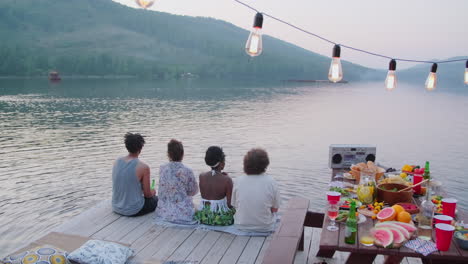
<box><xmin>0</xmin><ymin>0</ymin><xmax>373</xmax><ymax>80</ymax></box>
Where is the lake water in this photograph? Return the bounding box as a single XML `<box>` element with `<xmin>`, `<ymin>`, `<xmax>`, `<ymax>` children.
<box><xmin>0</xmin><ymin>78</ymin><xmax>467</xmax><ymax>255</ymax></box>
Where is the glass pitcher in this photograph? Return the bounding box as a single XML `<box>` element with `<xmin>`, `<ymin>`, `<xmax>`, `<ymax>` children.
<box><xmin>357</xmin><ymin>169</ymin><xmax>376</xmax><ymax>204</ymax></box>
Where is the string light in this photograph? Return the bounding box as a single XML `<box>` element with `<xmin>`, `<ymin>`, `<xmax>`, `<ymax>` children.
<box><xmin>465</xmin><ymin>60</ymin><xmax>468</xmax><ymax>85</ymax></box>
<box><xmin>385</xmin><ymin>59</ymin><xmax>397</xmax><ymax>90</ymax></box>
<box><xmin>425</xmin><ymin>63</ymin><xmax>438</xmax><ymax>91</ymax></box>
<box><xmin>245</xmin><ymin>13</ymin><xmax>263</xmax><ymax>57</ymax></box>
<box><xmin>232</xmin><ymin>0</ymin><xmax>468</xmax><ymax>87</ymax></box>
<box><xmin>328</xmin><ymin>45</ymin><xmax>343</xmax><ymax>83</ymax></box>
<box><xmin>135</xmin><ymin>0</ymin><xmax>155</xmax><ymax>9</ymax></box>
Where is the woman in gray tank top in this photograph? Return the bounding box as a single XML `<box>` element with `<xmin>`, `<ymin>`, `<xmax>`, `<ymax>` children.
<box><xmin>112</xmin><ymin>133</ymin><xmax>158</xmax><ymax>216</ymax></box>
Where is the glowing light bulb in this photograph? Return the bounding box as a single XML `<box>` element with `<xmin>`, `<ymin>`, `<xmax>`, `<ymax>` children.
<box><xmin>328</xmin><ymin>45</ymin><xmax>343</xmax><ymax>83</ymax></box>
<box><xmin>425</xmin><ymin>63</ymin><xmax>438</xmax><ymax>91</ymax></box>
<box><xmin>245</xmin><ymin>13</ymin><xmax>263</xmax><ymax>57</ymax></box>
<box><xmin>465</xmin><ymin>60</ymin><xmax>468</xmax><ymax>85</ymax></box>
<box><xmin>135</xmin><ymin>0</ymin><xmax>155</xmax><ymax>9</ymax></box>
<box><xmin>385</xmin><ymin>59</ymin><xmax>397</xmax><ymax>90</ymax></box>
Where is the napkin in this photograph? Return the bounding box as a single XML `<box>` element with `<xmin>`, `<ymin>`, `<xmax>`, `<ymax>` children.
<box><xmin>404</xmin><ymin>238</ymin><xmax>438</xmax><ymax>256</ymax></box>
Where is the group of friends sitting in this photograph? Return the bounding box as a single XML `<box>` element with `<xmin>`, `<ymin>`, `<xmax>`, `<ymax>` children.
<box><xmin>112</xmin><ymin>133</ymin><xmax>281</xmax><ymax>232</ymax></box>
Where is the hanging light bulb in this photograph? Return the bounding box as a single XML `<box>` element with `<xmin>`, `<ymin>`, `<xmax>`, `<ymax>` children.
<box><xmin>135</xmin><ymin>0</ymin><xmax>155</xmax><ymax>9</ymax></box>
<box><xmin>385</xmin><ymin>59</ymin><xmax>397</xmax><ymax>91</ymax></box>
<box><xmin>464</xmin><ymin>60</ymin><xmax>468</xmax><ymax>85</ymax></box>
<box><xmin>328</xmin><ymin>44</ymin><xmax>343</xmax><ymax>83</ymax></box>
<box><xmin>245</xmin><ymin>13</ymin><xmax>263</xmax><ymax>57</ymax></box>
<box><xmin>425</xmin><ymin>63</ymin><xmax>438</xmax><ymax>91</ymax></box>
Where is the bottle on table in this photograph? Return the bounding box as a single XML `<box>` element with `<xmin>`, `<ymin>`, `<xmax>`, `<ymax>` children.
<box><xmin>417</xmin><ymin>184</ymin><xmax>435</xmax><ymax>240</ymax></box>
<box><xmin>345</xmin><ymin>200</ymin><xmax>357</xmax><ymax>244</ymax></box>
<box><xmin>423</xmin><ymin>161</ymin><xmax>431</xmax><ymax>180</ymax></box>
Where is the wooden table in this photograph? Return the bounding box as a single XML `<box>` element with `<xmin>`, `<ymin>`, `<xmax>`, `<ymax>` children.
<box><xmin>317</xmin><ymin>169</ymin><xmax>468</xmax><ymax>264</ymax></box>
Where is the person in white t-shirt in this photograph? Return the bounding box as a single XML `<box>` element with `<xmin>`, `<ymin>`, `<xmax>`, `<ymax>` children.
<box><xmin>232</xmin><ymin>148</ymin><xmax>281</xmax><ymax>232</ymax></box>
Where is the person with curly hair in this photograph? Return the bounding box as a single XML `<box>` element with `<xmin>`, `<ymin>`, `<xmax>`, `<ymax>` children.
<box><xmin>112</xmin><ymin>133</ymin><xmax>157</xmax><ymax>216</ymax></box>
<box><xmin>194</xmin><ymin>146</ymin><xmax>235</xmax><ymax>226</ymax></box>
<box><xmin>232</xmin><ymin>148</ymin><xmax>281</xmax><ymax>232</ymax></box>
<box><xmin>155</xmin><ymin>139</ymin><xmax>199</xmax><ymax>223</ymax></box>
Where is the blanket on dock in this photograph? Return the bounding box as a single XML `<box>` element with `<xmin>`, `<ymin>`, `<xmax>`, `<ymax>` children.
<box><xmin>154</xmin><ymin>216</ymin><xmax>278</xmax><ymax>237</ymax></box>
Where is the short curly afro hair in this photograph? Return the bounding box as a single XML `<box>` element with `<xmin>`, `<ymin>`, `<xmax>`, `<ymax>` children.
<box><xmin>243</xmin><ymin>148</ymin><xmax>269</xmax><ymax>175</ymax></box>
<box><xmin>124</xmin><ymin>133</ymin><xmax>145</xmax><ymax>154</ymax></box>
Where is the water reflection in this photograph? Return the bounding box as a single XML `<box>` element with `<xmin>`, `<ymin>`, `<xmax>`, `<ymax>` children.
<box><xmin>0</xmin><ymin>79</ymin><xmax>467</xmax><ymax>256</ymax></box>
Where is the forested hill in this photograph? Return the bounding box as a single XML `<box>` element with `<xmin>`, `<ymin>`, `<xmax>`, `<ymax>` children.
<box><xmin>0</xmin><ymin>0</ymin><xmax>373</xmax><ymax>80</ymax></box>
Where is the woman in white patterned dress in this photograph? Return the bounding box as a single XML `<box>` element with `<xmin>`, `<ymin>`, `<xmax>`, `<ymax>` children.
<box><xmin>155</xmin><ymin>139</ymin><xmax>198</xmax><ymax>223</ymax></box>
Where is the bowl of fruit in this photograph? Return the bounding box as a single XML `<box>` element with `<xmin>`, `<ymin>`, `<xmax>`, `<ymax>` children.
<box><xmin>455</xmin><ymin>231</ymin><xmax>468</xmax><ymax>250</ymax></box>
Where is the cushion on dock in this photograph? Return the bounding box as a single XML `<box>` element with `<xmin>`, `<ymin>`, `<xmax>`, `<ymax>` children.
<box><xmin>67</xmin><ymin>240</ymin><xmax>133</xmax><ymax>264</ymax></box>
<box><xmin>1</xmin><ymin>245</ymin><xmax>70</xmax><ymax>264</ymax></box>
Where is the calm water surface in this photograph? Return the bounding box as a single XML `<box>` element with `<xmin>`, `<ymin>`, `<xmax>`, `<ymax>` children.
<box><xmin>0</xmin><ymin>79</ymin><xmax>467</xmax><ymax>255</ymax></box>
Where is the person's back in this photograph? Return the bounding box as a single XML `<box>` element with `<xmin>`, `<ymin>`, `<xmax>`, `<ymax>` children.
<box><xmin>112</xmin><ymin>157</ymin><xmax>144</xmax><ymax>215</ymax></box>
<box><xmin>199</xmin><ymin>146</ymin><xmax>233</xmax><ymax>205</ymax></box>
<box><xmin>155</xmin><ymin>139</ymin><xmax>198</xmax><ymax>223</ymax></box>
<box><xmin>232</xmin><ymin>148</ymin><xmax>280</xmax><ymax>232</ymax></box>
<box><xmin>112</xmin><ymin>133</ymin><xmax>157</xmax><ymax>216</ymax></box>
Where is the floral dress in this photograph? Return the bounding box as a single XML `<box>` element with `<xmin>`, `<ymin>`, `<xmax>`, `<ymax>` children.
<box><xmin>155</xmin><ymin>162</ymin><xmax>199</xmax><ymax>223</ymax></box>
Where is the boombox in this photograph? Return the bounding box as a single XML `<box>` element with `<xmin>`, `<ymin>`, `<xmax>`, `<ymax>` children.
<box><xmin>329</xmin><ymin>144</ymin><xmax>376</xmax><ymax>169</ymax></box>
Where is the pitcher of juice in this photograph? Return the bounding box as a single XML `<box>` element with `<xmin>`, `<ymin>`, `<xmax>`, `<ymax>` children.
<box><xmin>357</xmin><ymin>169</ymin><xmax>376</xmax><ymax>204</ymax></box>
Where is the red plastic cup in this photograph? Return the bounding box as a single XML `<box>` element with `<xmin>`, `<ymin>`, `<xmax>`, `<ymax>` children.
<box><xmin>434</xmin><ymin>215</ymin><xmax>453</xmax><ymax>225</ymax></box>
<box><xmin>442</xmin><ymin>198</ymin><xmax>457</xmax><ymax>218</ymax></box>
<box><xmin>326</xmin><ymin>191</ymin><xmax>341</xmax><ymax>204</ymax></box>
<box><xmin>413</xmin><ymin>174</ymin><xmax>423</xmax><ymax>194</ymax></box>
<box><xmin>435</xmin><ymin>223</ymin><xmax>455</xmax><ymax>251</ymax></box>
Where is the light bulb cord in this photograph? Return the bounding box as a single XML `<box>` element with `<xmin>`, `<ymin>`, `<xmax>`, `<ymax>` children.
<box><xmin>233</xmin><ymin>0</ymin><xmax>467</xmax><ymax>65</ymax></box>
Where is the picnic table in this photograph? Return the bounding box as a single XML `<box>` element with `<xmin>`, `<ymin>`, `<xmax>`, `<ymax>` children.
<box><xmin>317</xmin><ymin>169</ymin><xmax>468</xmax><ymax>264</ymax></box>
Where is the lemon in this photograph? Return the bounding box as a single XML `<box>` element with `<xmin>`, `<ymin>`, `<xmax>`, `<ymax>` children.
<box><xmin>400</xmin><ymin>172</ymin><xmax>407</xmax><ymax>179</ymax></box>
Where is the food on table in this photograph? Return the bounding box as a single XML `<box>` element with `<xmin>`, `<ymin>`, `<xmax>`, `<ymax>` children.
<box><xmin>329</xmin><ymin>186</ymin><xmax>350</xmax><ymax>196</ymax></box>
<box><xmin>372</xmin><ymin>221</ymin><xmax>417</xmax><ymax>248</ymax></box>
<box><xmin>349</xmin><ymin>161</ymin><xmax>385</xmax><ymax>182</ymax></box>
<box><xmin>396</xmin><ymin>211</ymin><xmax>412</xmax><ymax>223</ymax></box>
<box><xmin>395</xmin><ymin>203</ymin><xmax>419</xmax><ymax>214</ymax></box>
<box><xmin>335</xmin><ymin>211</ymin><xmax>349</xmax><ymax>222</ymax></box>
<box><xmin>431</xmin><ymin>195</ymin><xmax>443</xmax><ymax>214</ymax></box>
<box><xmin>340</xmin><ymin>198</ymin><xmax>362</xmax><ymax>211</ymax></box>
<box><xmin>358</xmin><ymin>201</ymin><xmax>385</xmax><ymax>218</ymax></box>
<box><xmin>390</xmin><ymin>221</ymin><xmax>417</xmax><ymax>233</ymax></box>
<box><xmin>372</xmin><ymin>228</ymin><xmax>394</xmax><ymax>248</ymax></box>
<box><xmin>377</xmin><ymin>183</ymin><xmax>413</xmax><ymax>205</ymax></box>
<box><xmin>380</xmin><ymin>175</ymin><xmax>411</xmax><ymax>186</ymax></box>
<box><xmin>377</xmin><ymin>207</ymin><xmax>397</xmax><ymax>222</ymax></box>
<box><xmin>456</xmin><ymin>232</ymin><xmax>468</xmax><ymax>241</ymax></box>
<box><xmin>375</xmin><ymin>222</ymin><xmax>411</xmax><ymax>239</ymax></box>
<box><xmin>391</xmin><ymin>204</ymin><xmax>405</xmax><ymax>215</ymax></box>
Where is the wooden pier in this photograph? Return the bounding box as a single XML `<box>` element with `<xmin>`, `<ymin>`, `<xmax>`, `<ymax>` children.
<box><xmin>7</xmin><ymin>199</ymin><xmax>425</xmax><ymax>264</ymax></box>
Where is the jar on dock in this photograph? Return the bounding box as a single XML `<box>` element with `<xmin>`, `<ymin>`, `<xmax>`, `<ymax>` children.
<box><xmin>357</xmin><ymin>168</ymin><xmax>376</xmax><ymax>204</ymax></box>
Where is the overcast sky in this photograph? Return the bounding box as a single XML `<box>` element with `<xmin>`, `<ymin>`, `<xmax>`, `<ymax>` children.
<box><xmin>113</xmin><ymin>0</ymin><xmax>467</xmax><ymax>69</ymax></box>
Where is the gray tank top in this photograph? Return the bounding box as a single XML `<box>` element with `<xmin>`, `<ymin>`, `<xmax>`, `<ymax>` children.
<box><xmin>112</xmin><ymin>158</ymin><xmax>145</xmax><ymax>216</ymax></box>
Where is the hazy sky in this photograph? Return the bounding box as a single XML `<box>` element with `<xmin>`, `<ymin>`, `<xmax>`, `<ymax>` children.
<box><xmin>113</xmin><ymin>0</ymin><xmax>467</xmax><ymax>69</ymax></box>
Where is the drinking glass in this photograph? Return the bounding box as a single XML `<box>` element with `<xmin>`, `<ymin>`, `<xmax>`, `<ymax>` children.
<box><xmin>327</xmin><ymin>202</ymin><xmax>339</xmax><ymax>231</ymax></box>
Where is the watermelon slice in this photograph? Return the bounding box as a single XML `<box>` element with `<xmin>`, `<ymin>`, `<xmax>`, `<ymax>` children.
<box><xmin>388</xmin><ymin>221</ymin><xmax>417</xmax><ymax>233</ymax></box>
<box><xmin>372</xmin><ymin>228</ymin><xmax>394</xmax><ymax>248</ymax></box>
<box><xmin>376</xmin><ymin>227</ymin><xmax>405</xmax><ymax>246</ymax></box>
<box><xmin>375</xmin><ymin>222</ymin><xmax>411</xmax><ymax>240</ymax></box>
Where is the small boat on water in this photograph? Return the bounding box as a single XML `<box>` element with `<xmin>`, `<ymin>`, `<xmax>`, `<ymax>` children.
<box><xmin>48</xmin><ymin>71</ymin><xmax>61</xmax><ymax>81</ymax></box>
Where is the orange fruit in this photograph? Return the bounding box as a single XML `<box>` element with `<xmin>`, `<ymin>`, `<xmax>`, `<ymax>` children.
<box><xmin>392</xmin><ymin>204</ymin><xmax>405</xmax><ymax>215</ymax></box>
<box><xmin>397</xmin><ymin>211</ymin><xmax>412</xmax><ymax>223</ymax></box>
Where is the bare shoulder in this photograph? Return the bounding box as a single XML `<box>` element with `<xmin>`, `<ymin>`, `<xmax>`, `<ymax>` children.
<box><xmin>222</xmin><ymin>173</ymin><xmax>233</xmax><ymax>183</ymax></box>
<box><xmin>136</xmin><ymin>160</ymin><xmax>150</xmax><ymax>171</ymax></box>
<box><xmin>199</xmin><ymin>171</ymin><xmax>211</xmax><ymax>179</ymax></box>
